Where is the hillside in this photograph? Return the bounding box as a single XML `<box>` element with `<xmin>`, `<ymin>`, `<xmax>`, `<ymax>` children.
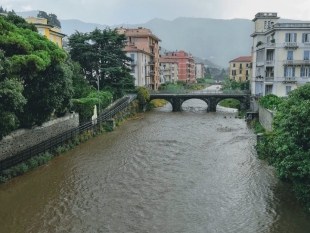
<box><xmin>16</xmin><ymin>11</ymin><xmax>310</xmax><ymax>67</ymax></box>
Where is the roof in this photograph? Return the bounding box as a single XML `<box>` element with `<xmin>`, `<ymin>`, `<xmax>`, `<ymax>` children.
<box><xmin>123</xmin><ymin>45</ymin><xmax>152</xmax><ymax>56</ymax></box>
<box><xmin>229</xmin><ymin>56</ymin><xmax>252</xmax><ymax>63</ymax></box>
<box><xmin>159</xmin><ymin>57</ymin><xmax>178</xmax><ymax>63</ymax></box>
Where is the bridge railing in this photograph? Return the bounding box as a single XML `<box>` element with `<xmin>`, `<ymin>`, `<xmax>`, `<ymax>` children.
<box><xmin>149</xmin><ymin>89</ymin><xmax>250</xmax><ymax>95</ymax></box>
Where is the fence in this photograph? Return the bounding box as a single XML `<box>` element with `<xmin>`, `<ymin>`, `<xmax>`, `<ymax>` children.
<box><xmin>0</xmin><ymin>94</ymin><xmax>137</xmax><ymax>172</ymax></box>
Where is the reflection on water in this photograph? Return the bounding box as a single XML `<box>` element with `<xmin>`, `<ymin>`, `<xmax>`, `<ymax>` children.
<box><xmin>0</xmin><ymin>99</ymin><xmax>310</xmax><ymax>233</ymax></box>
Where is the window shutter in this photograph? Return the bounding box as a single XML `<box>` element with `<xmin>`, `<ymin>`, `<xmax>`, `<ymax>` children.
<box><xmin>284</xmin><ymin>67</ymin><xmax>287</xmax><ymax>77</ymax></box>
<box><xmin>301</xmin><ymin>68</ymin><xmax>304</xmax><ymax>77</ymax></box>
<box><xmin>302</xmin><ymin>33</ymin><xmax>306</xmax><ymax>43</ymax></box>
<box><xmin>294</xmin><ymin>33</ymin><xmax>297</xmax><ymax>42</ymax></box>
<box><xmin>293</xmin><ymin>67</ymin><xmax>295</xmax><ymax>77</ymax></box>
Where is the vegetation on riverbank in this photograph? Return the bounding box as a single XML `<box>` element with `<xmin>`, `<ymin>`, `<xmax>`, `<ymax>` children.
<box><xmin>256</xmin><ymin>89</ymin><xmax>310</xmax><ymax>212</ymax></box>
<box><xmin>218</xmin><ymin>98</ymin><xmax>240</xmax><ymax>108</ymax></box>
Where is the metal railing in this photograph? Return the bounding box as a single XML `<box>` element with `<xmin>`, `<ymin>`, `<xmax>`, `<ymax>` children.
<box><xmin>0</xmin><ymin>94</ymin><xmax>137</xmax><ymax>172</ymax></box>
<box><xmin>149</xmin><ymin>89</ymin><xmax>249</xmax><ymax>95</ymax></box>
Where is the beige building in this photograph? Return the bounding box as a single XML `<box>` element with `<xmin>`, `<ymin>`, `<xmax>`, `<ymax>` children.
<box><xmin>229</xmin><ymin>56</ymin><xmax>252</xmax><ymax>82</ymax></box>
<box><xmin>195</xmin><ymin>63</ymin><xmax>206</xmax><ymax>79</ymax></box>
<box><xmin>116</xmin><ymin>27</ymin><xmax>161</xmax><ymax>90</ymax></box>
<box><xmin>123</xmin><ymin>46</ymin><xmax>153</xmax><ymax>87</ymax></box>
<box><xmin>159</xmin><ymin>58</ymin><xmax>179</xmax><ymax>83</ymax></box>
<box><xmin>251</xmin><ymin>12</ymin><xmax>310</xmax><ymax>98</ymax></box>
<box><xmin>25</xmin><ymin>17</ymin><xmax>66</xmax><ymax>48</ymax></box>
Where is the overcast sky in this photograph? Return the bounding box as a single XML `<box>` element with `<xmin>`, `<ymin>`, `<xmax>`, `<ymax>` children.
<box><xmin>2</xmin><ymin>0</ymin><xmax>310</xmax><ymax>25</ymax></box>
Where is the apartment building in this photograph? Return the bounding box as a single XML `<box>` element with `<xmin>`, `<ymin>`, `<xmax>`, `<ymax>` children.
<box><xmin>229</xmin><ymin>56</ymin><xmax>252</xmax><ymax>82</ymax></box>
<box><xmin>116</xmin><ymin>27</ymin><xmax>161</xmax><ymax>90</ymax></box>
<box><xmin>123</xmin><ymin>46</ymin><xmax>153</xmax><ymax>87</ymax></box>
<box><xmin>161</xmin><ymin>50</ymin><xmax>195</xmax><ymax>83</ymax></box>
<box><xmin>25</xmin><ymin>17</ymin><xmax>66</xmax><ymax>48</ymax></box>
<box><xmin>159</xmin><ymin>57</ymin><xmax>179</xmax><ymax>83</ymax></box>
<box><xmin>251</xmin><ymin>12</ymin><xmax>310</xmax><ymax>99</ymax></box>
<box><xmin>195</xmin><ymin>63</ymin><xmax>206</xmax><ymax>79</ymax></box>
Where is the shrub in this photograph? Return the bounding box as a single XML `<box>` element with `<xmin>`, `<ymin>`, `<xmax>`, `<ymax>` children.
<box><xmin>71</xmin><ymin>97</ymin><xmax>97</xmax><ymax>123</ymax></box>
<box><xmin>137</xmin><ymin>87</ymin><xmax>150</xmax><ymax>109</ymax></box>
<box><xmin>259</xmin><ymin>94</ymin><xmax>283</xmax><ymax>110</ymax></box>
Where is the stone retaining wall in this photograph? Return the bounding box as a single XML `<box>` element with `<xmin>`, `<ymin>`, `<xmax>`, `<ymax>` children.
<box><xmin>0</xmin><ymin>113</ymin><xmax>79</xmax><ymax>161</ymax></box>
<box><xmin>259</xmin><ymin>105</ymin><xmax>274</xmax><ymax>131</ymax></box>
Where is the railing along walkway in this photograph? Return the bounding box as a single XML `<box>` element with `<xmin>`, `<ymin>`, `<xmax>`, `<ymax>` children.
<box><xmin>0</xmin><ymin>94</ymin><xmax>137</xmax><ymax>171</ymax></box>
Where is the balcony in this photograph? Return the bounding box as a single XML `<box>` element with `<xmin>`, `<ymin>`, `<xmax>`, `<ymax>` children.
<box><xmin>283</xmin><ymin>60</ymin><xmax>310</xmax><ymax>66</ymax></box>
<box><xmin>149</xmin><ymin>70</ymin><xmax>155</xmax><ymax>75</ymax></box>
<box><xmin>130</xmin><ymin>61</ymin><xmax>137</xmax><ymax>66</ymax></box>
<box><xmin>304</xmin><ymin>42</ymin><xmax>310</xmax><ymax>46</ymax></box>
<box><xmin>265</xmin><ymin>60</ymin><xmax>274</xmax><ymax>66</ymax></box>
<box><xmin>148</xmin><ymin>60</ymin><xmax>155</xmax><ymax>65</ymax></box>
<box><xmin>149</xmin><ymin>41</ymin><xmax>155</xmax><ymax>47</ymax></box>
<box><xmin>254</xmin><ymin>76</ymin><xmax>264</xmax><ymax>82</ymax></box>
<box><xmin>265</xmin><ymin>77</ymin><xmax>274</xmax><ymax>82</ymax></box>
<box><xmin>282</xmin><ymin>77</ymin><xmax>296</xmax><ymax>83</ymax></box>
<box><xmin>284</xmin><ymin>42</ymin><xmax>298</xmax><ymax>49</ymax></box>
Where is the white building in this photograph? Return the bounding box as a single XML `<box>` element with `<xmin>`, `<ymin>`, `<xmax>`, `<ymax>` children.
<box><xmin>159</xmin><ymin>57</ymin><xmax>179</xmax><ymax>83</ymax></box>
<box><xmin>251</xmin><ymin>12</ymin><xmax>310</xmax><ymax>101</ymax></box>
<box><xmin>123</xmin><ymin>46</ymin><xmax>153</xmax><ymax>87</ymax></box>
<box><xmin>195</xmin><ymin>63</ymin><xmax>206</xmax><ymax>80</ymax></box>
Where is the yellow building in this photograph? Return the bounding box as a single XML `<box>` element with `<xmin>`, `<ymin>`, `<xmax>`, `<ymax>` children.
<box><xmin>229</xmin><ymin>56</ymin><xmax>252</xmax><ymax>82</ymax></box>
<box><xmin>25</xmin><ymin>17</ymin><xmax>66</xmax><ymax>48</ymax></box>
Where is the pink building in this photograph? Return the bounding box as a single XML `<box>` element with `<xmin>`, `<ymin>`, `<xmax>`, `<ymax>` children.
<box><xmin>161</xmin><ymin>50</ymin><xmax>195</xmax><ymax>83</ymax></box>
<box><xmin>116</xmin><ymin>27</ymin><xmax>161</xmax><ymax>90</ymax></box>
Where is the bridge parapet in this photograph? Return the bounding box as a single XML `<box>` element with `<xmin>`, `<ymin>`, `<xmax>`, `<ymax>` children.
<box><xmin>149</xmin><ymin>91</ymin><xmax>250</xmax><ymax>112</ymax></box>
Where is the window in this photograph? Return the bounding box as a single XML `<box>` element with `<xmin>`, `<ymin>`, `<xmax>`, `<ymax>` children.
<box><xmin>246</xmin><ymin>63</ymin><xmax>248</xmax><ymax>67</ymax></box>
<box><xmin>286</xmin><ymin>86</ymin><xmax>292</xmax><ymax>95</ymax></box>
<box><xmin>284</xmin><ymin>67</ymin><xmax>295</xmax><ymax>77</ymax></box>
<box><xmin>285</xmin><ymin>33</ymin><xmax>297</xmax><ymax>42</ymax></box>
<box><xmin>239</xmin><ymin>70</ymin><xmax>242</xmax><ymax>74</ymax></box>
<box><xmin>131</xmin><ymin>66</ymin><xmax>135</xmax><ymax>73</ymax></box>
<box><xmin>246</xmin><ymin>70</ymin><xmax>249</xmax><ymax>75</ymax></box>
<box><xmin>238</xmin><ymin>77</ymin><xmax>241</xmax><ymax>82</ymax></box>
<box><xmin>50</xmin><ymin>35</ymin><xmax>53</xmax><ymax>41</ymax></box>
<box><xmin>301</xmin><ymin>68</ymin><xmax>310</xmax><ymax>77</ymax></box>
<box><xmin>233</xmin><ymin>63</ymin><xmax>235</xmax><ymax>67</ymax></box>
<box><xmin>56</xmin><ymin>37</ymin><xmax>60</xmax><ymax>45</ymax></box>
<box><xmin>232</xmin><ymin>70</ymin><xmax>236</xmax><ymax>75</ymax></box>
<box><xmin>302</xmin><ymin>33</ymin><xmax>310</xmax><ymax>43</ymax></box>
<box><xmin>267</xmin><ymin>50</ymin><xmax>274</xmax><ymax>60</ymax></box>
<box><xmin>265</xmin><ymin>85</ymin><xmax>272</xmax><ymax>95</ymax></box>
<box><xmin>130</xmin><ymin>54</ymin><xmax>135</xmax><ymax>63</ymax></box>
<box><xmin>287</xmin><ymin>51</ymin><xmax>293</xmax><ymax>60</ymax></box>
<box><xmin>239</xmin><ymin>64</ymin><xmax>242</xmax><ymax>69</ymax></box>
<box><xmin>304</xmin><ymin>51</ymin><xmax>310</xmax><ymax>60</ymax></box>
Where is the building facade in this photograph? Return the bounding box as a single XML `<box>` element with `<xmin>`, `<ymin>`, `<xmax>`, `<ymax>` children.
<box><xmin>123</xmin><ymin>46</ymin><xmax>153</xmax><ymax>87</ymax></box>
<box><xmin>229</xmin><ymin>56</ymin><xmax>252</xmax><ymax>82</ymax></box>
<box><xmin>159</xmin><ymin>58</ymin><xmax>179</xmax><ymax>83</ymax></box>
<box><xmin>251</xmin><ymin>12</ymin><xmax>310</xmax><ymax>98</ymax></box>
<box><xmin>25</xmin><ymin>17</ymin><xmax>65</xmax><ymax>48</ymax></box>
<box><xmin>195</xmin><ymin>63</ymin><xmax>206</xmax><ymax>79</ymax></box>
<box><xmin>161</xmin><ymin>50</ymin><xmax>195</xmax><ymax>83</ymax></box>
<box><xmin>116</xmin><ymin>27</ymin><xmax>161</xmax><ymax>90</ymax></box>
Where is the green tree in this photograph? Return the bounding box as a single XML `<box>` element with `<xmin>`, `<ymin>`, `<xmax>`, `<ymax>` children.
<box><xmin>257</xmin><ymin>84</ymin><xmax>310</xmax><ymax>211</ymax></box>
<box><xmin>0</xmin><ymin>50</ymin><xmax>26</xmax><ymax>138</ymax></box>
<box><xmin>0</xmin><ymin>15</ymin><xmax>72</xmax><ymax>127</ymax></box>
<box><xmin>71</xmin><ymin>61</ymin><xmax>94</xmax><ymax>98</ymax></box>
<box><xmin>137</xmin><ymin>86</ymin><xmax>150</xmax><ymax>110</ymax></box>
<box><xmin>69</xmin><ymin>28</ymin><xmax>134</xmax><ymax>98</ymax></box>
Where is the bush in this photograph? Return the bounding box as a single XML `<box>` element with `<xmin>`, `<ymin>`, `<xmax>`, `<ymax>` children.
<box><xmin>218</xmin><ymin>98</ymin><xmax>240</xmax><ymax>108</ymax></box>
<box><xmin>259</xmin><ymin>94</ymin><xmax>283</xmax><ymax>110</ymax></box>
<box><xmin>149</xmin><ymin>99</ymin><xmax>167</xmax><ymax>108</ymax></box>
<box><xmin>71</xmin><ymin>97</ymin><xmax>97</xmax><ymax>123</ymax></box>
<box><xmin>137</xmin><ymin>87</ymin><xmax>150</xmax><ymax>109</ymax></box>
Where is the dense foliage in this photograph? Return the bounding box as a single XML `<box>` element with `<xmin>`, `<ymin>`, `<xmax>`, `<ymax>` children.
<box><xmin>257</xmin><ymin>84</ymin><xmax>310</xmax><ymax>211</ymax></box>
<box><xmin>69</xmin><ymin>28</ymin><xmax>135</xmax><ymax>98</ymax></box>
<box><xmin>221</xmin><ymin>78</ymin><xmax>249</xmax><ymax>91</ymax></box>
<box><xmin>258</xmin><ymin>94</ymin><xmax>284</xmax><ymax>110</ymax></box>
<box><xmin>0</xmin><ymin>15</ymin><xmax>73</xmax><ymax>136</ymax></box>
<box><xmin>37</xmin><ymin>11</ymin><xmax>61</xmax><ymax>28</ymax></box>
<box><xmin>137</xmin><ymin>87</ymin><xmax>150</xmax><ymax>110</ymax></box>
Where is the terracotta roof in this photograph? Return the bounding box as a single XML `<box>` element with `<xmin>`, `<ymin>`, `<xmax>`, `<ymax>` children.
<box><xmin>229</xmin><ymin>56</ymin><xmax>252</xmax><ymax>63</ymax></box>
<box><xmin>123</xmin><ymin>46</ymin><xmax>152</xmax><ymax>55</ymax></box>
<box><xmin>159</xmin><ymin>57</ymin><xmax>178</xmax><ymax>63</ymax></box>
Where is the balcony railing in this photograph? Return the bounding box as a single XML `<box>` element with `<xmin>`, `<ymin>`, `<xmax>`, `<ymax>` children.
<box><xmin>130</xmin><ymin>61</ymin><xmax>136</xmax><ymax>66</ymax></box>
<box><xmin>149</xmin><ymin>70</ymin><xmax>155</xmax><ymax>75</ymax></box>
<box><xmin>265</xmin><ymin>60</ymin><xmax>274</xmax><ymax>66</ymax></box>
<box><xmin>304</xmin><ymin>42</ymin><xmax>310</xmax><ymax>46</ymax></box>
<box><xmin>283</xmin><ymin>60</ymin><xmax>310</xmax><ymax>66</ymax></box>
<box><xmin>282</xmin><ymin>77</ymin><xmax>296</xmax><ymax>83</ymax></box>
<box><xmin>148</xmin><ymin>61</ymin><xmax>155</xmax><ymax>65</ymax></box>
<box><xmin>265</xmin><ymin>77</ymin><xmax>274</xmax><ymax>82</ymax></box>
<box><xmin>284</xmin><ymin>42</ymin><xmax>298</xmax><ymax>49</ymax></box>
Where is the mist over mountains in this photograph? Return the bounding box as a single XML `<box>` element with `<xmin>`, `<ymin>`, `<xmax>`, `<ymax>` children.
<box><xmin>17</xmin><ymin>11</ymin><xmax>310</xmax><ymax>67</ymax></box>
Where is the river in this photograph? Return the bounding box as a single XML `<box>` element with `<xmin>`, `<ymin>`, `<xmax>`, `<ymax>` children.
<box><xmin>0</xmin><ymin>92</ymin><xmax>310</xmax><ymax>233</ymax></box>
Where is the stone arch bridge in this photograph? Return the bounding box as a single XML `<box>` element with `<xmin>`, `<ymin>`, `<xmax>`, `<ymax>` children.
<box><xmin>149</xmin><ymin>92</ymin><xmax>250</xmax><ymax>112</ymax></box>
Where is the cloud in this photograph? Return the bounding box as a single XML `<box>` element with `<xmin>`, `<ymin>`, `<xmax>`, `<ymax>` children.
<box><xmin>22</xmin><ymin>5</ymin><xmax>32</xmax><ymax>11</ymax></box>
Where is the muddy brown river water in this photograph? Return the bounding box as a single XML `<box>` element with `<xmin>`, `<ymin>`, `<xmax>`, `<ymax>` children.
<box><xmin>0</xmin><ymin>99</ymin><xmax>310</xmax><ymax>233</ymax></box>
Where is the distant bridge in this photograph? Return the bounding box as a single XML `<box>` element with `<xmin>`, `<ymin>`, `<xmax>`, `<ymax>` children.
<box><xmin>149</xmin><ymin>90</ymin><xmax>250</xmax><ymax>112</ymax></box>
